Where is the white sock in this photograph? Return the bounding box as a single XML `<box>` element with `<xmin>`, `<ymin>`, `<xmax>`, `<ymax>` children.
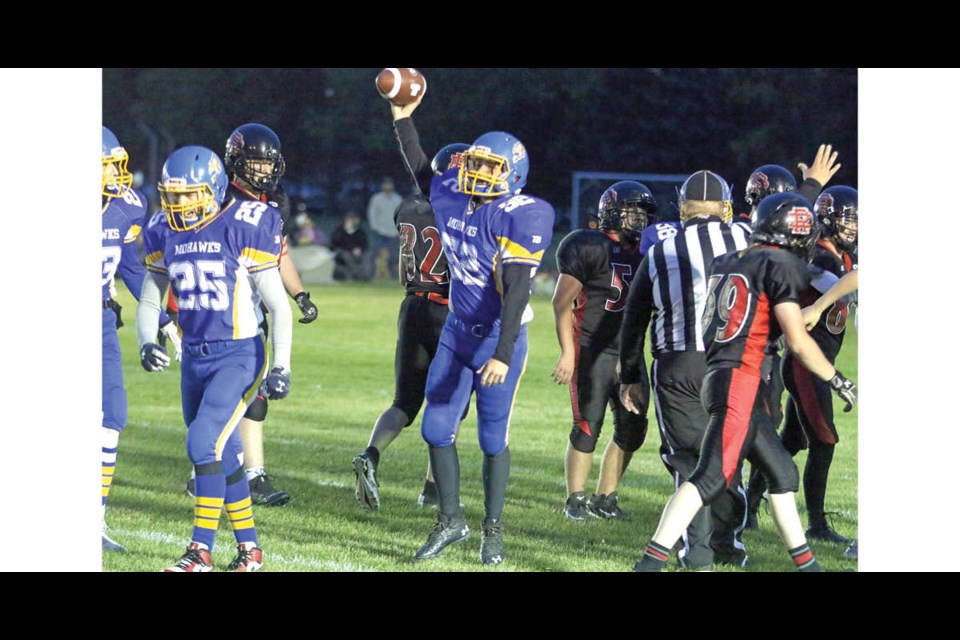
<box><xmin>245</xmin><ymin>467</ymin><xmax>265</xmax><ymax>481</ymax></box>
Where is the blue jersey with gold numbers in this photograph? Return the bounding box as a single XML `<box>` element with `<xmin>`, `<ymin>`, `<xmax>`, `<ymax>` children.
<box><xmin>142</xmin><ymin>196</ymin><xmax>282</xmax><ymax>344</ymax></box>
<box><xmin>102</xmin><ymin>187</ymin><xmax>149</xmax><ymax>302</ymax></box>
<box><xmin>430</xmin><ymin>169</ymin><xmax>555</xmax><ymax>325</ymax></box>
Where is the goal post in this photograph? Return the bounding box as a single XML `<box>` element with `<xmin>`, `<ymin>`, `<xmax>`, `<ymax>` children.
<box><xmin>569</xmin><ymin>171</ymin><xmax>689</xmax><ymax>231</ymax></box>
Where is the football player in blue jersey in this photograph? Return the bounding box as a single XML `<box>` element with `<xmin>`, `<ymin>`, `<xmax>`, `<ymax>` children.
<box><xmin>183</xmin><ymin>123</ymin><xmax>314</xmax><ymax>507</ymax></box>
<box><xmin>137</xmin><ymin>146</ymin><xmax>293</xmax><ymax>572</ymax></box>
<box><xmin>399</xmin><ymin>103</ymin><xmax>556</xmax><ymax>566</ymax></box>
<box><xmin>101</xmin><ymin>126</ymin><xmax>180</xmax><ymax>553</ymax></box>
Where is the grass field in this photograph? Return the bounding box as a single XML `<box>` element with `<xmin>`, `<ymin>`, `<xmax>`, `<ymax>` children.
<box><xmin>103</xmin><ymin>280</ymin><xmax>857</xmax><ymax>572</ymax></box>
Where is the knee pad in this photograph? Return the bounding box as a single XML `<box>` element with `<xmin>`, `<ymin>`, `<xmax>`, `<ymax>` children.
<box><xmin>479</xmin><ymin>430</ymin><xmax>508</xmax><ymax>456</ymax></box>
<box><xmin>690</xmin><ymin>471</ymin><xmax>728</xmax><ymax>506</ymax></box>
<box><xmin>765</xmin><ymin>460</ymin><xmax>800</xmax><ymax>494</ymax></box>
<box><xmin>186</xmin><ymin>431</ymin><xmax>218</xmax><ymax>466</ymax></box>
<box><xmin>569</xmin><ymin>422</ymin><xmax>599</xmax><ymax>454</ymax></box>
<box><xmin>244</xmin><ymin>396</ymin><xmax>268</xmax><ymax>421</ymax></box>
<box><xmin>613</xmin><ymin>416</ymin><xmax>648</xmax><ymax>453</ymax></box>
<box><xmin>421</xmin><ymin>417</ymin><xmax>456</xmax><ymax>448</ymax></box>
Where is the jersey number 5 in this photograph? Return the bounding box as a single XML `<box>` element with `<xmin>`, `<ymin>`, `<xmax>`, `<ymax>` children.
<box><xmin>605</xmin><ymin>263</ymin><xmax>633</xmax><ymax>312</ymax></box>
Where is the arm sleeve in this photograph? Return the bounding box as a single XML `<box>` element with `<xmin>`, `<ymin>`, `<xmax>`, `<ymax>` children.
<box><xmin>619</xmin><ymin>254</ymin><xmax>654</xmax><ymax>384</ymax></box>
<box><xmin>797</xmin><ymin>178</ymin><xmax>822</xmax><ymax>204</ymax></box>
<box><xmin>493</xmin><ymin>263</ymin><xmax>533</xmax><ymax>365</ymax></box>
<box><xmin>394</xmin><ymin>117</ymin><xmax>433</xmax><ymax>195</ymax></box>
<box><xmin>137</xmin><ymin>270</ymin><xmax>169</xmax><ymax>348</ymax></box>
<box><xmin>253</xmin><ymin>268</ymin><xmax>292</xmax><ymax>373</ymax></box>
<box><xmin>119</xmin><ymin>226</ymin><xmax>170</xmax><ymax>325</ymax></box>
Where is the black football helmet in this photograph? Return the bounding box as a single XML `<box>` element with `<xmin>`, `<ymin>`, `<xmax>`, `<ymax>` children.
<box><xmin>744</xmin><ymin>164</ymin><xmax>797</xmax><ymax>208</ymax></box>
<box><xmin>814</xmin><ymin>186</ymin><xmax>858</xmax><ymax>253</ymax></box>
<box><xmin>750</xmin><ymin>192</ymin><xmax>820</xmax><ymax>261</ymax></box>
<box><xmin>224</xmin><ymin>123</ymin><xmax>286</xmax><ymax>192</ymax></box>
<box><xmin>431</xmin><ymin>143</ymin><xmax>470</xmax><ymax>175</ymax></box>
<box><xmin>597</xmin><ymin>181</ymin><xmax>658</xmax><ymax>240</ymax></box>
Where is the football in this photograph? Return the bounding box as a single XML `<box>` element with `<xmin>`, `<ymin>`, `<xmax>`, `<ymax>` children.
<box><xmin>375</xmin><ymin>68</ymin><xmax>427</xmax><ymax>106</ymax></box>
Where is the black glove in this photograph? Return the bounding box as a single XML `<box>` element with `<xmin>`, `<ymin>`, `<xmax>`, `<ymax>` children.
<box><xmin>140</xmin><ymin>343</ymin><xmax>170</xmax><ymax>372</ymax></box>
<box><xmin>259</xmin><ymin>367</ymin><xmax>291</xmax><ymax>400</ymax></box>
<box><xmin>828</xmin><ymin>370</ymin><xmax>857</xmax><ymax>412</ymax></box>
<box><xmin>294</xmin><ymin>291</ymin><xmax>318</xmax><ymax>324</ymax></box>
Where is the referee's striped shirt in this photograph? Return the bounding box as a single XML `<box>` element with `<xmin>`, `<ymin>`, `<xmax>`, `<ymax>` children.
<box><xmin>619</xmin><ymin>216</ymin><xmax>749</xmax><ymax>383</ymax></box>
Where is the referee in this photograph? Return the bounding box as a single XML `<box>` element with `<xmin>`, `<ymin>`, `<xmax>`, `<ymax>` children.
<box><xmin>619</xmin><ymin>170</ymin><xmax>750</xmax><ymax>569</ymax></box>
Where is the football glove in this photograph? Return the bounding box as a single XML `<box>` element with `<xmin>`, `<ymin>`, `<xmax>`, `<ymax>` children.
<box><xmin>294</xmin><ymin>291</ymin><xmax>318</xmax><ymax>324</ymax></box>
<box><xmin>158</xmin><ymin>319</ymin><xmax>183</xmax><ymax>361</ymax></box>
<box><xmin>828</xmin><ymin>370</ymin><xmax>857</xmax><ymax>412</ymax></box>
<box><xmin>260</xmin><ymin>367</ymin><xmax>291</xmax><ymax>400</ymax></box>
<box><xmin>140</xmin><ymin>343</ymin><xmax>170</xmax><ymax>372</ymax></box>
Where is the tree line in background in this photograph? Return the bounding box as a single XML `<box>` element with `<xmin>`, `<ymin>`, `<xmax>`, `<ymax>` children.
<box><xmin>104</xmin><ymin>68</ymin><xmax>857</xmax><ymax>224</ymax></box>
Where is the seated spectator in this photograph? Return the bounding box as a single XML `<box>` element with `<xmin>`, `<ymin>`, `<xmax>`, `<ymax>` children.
<box><xmin>330</xmin><ymin>211</ymin><xmax>369</xmax><ymax>281</ymax></box>
<box><xmin>292</xmin><ymin>208</ymin><xmax>327</xmax><ymax>246</ymax></box>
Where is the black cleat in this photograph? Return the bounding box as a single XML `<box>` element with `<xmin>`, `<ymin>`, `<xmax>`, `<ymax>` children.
<box><xmin>249</xmin><ymin>472</ymin><xmax>290</xmax><ymax>507</ymax></box>
<box><xmin>563</xmin><ymin>493</ymin><xmax>595</xmax><ymax>521</ymax></box>
<box><xmin>417</xmin><ymin>479</ymin><xmax>438</xmax><ymax>508</ymax></box>
<box><xmin>353</xmin><ymin>452</ymin><xmax>380</xmax><ymax>510</ymax></box>
<box><xmin>480</xmin><ymin>519</ymin><xmax>504</xmax><ymax>566</ymax></box>
<box><xmin>806</xmin><ymin>524</ymin><xmax>852</xmax><ymax>545</ymax></box>
<box><xmin>587</xmin><ymin>492</ymin><xmax>630</xmax><ymax>520</ymax></box>
<box><xmin>414</xmin><ymin>515</ymin><xmax>470</xmax><ymax>560</ymax></box>
<box><xmin>185</xmin><ymin>477</ymin><xmax>196</xmax><ymax>498</ymax></box>
<box><xmin>843</xmin><ymin>539</ymin><xmax>858</xmax><ymax>560</ymax></box>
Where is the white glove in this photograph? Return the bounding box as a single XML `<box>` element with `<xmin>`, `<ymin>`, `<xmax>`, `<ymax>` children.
<box><xmin>159</xmin><ymin>322</ymin><xmax>183</xmax><ymax>361</ymax></box>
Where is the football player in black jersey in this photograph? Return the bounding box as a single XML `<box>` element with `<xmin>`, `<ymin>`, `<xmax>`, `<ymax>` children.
<box><xmin>634</xmin><ymin>193</ymin><xmax>857</xmax><ymax>572</ymax></box>
<box><xmin>551</xmin><ymin>181</ymin><xmax>653</xmax><ymax>520</ymax></box>
<box><xmin>748</xmin><ymin>187</ymin><xmax>858</xmax><ymax>545</ymax></box>
<box><xmin>352</xmin><ymin>94</ymin><xmax>467</xmax><ymax>510</ymax></box>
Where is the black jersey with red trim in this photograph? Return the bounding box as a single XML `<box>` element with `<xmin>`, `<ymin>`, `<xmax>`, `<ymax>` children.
<box><xmin>396</xmin><ymin>192</ymin><xmax>450</xmax><ymax>298</ymax></box>
<box><xmin>702</xmin><ymin>247</ymin><xmax>808</xmax><ymax>375</ymax></box>
<box><xmin>802</xmin><ymin>241</ymin><xmax>857</xmax><ymax>361</ymax></box>
<box><xmin>556</xmin><ymin>229</ymin><xmax>642</xmax><ymax>353</ymax></box>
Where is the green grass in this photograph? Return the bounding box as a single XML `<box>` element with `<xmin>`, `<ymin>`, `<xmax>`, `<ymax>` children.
<box><xmin>104</xmin><ymin>281</ymin><xmax>857</xmax><ymax>572</ymax></box>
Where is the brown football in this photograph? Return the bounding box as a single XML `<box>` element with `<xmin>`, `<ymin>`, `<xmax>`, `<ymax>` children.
<box><xmin>375</xmin><ymin>68</ymin><xmax>427</xmax><ymax>106</ymax></box>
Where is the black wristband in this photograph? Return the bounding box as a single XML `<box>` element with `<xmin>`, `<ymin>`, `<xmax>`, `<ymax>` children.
<box><xmin>294</xmin><ymin>291</ymin><xmax>309</xmax><ymax>303</ymax></box>
<box><xmin>829</xmin><ymin>370</ymin><xmax>847</xmax><ymax>388</ymax></box>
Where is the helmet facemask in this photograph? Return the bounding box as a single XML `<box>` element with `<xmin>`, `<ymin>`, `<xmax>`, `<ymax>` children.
<box><xmin>458</xmin><ymin>147</ymin><xmax>511</xmax><ymax>197</ymax></box>
<box><xmin>834</xmin><ymin>209</ymin><xmax>858</xmax><ymax>253</ymax></box>
<box><xmin>236</xmin><ymin>155</ymin><xmax>284</xmax><ymax>192</ymax></box>
<box><xmin>159</xmin><ymin>180</ymin><xmax>220</xmax><ymax>232</ymax></box>
<box><xmin>102</xmin><ymin>146</ymin><xmax>133</xmax><ymax>197</ymax></box>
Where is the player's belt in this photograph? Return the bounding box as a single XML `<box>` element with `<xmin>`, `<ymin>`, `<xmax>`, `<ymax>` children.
<box><xmin>450</xmin><ymin>313</ymin><xmax>498</xmax><ymax>338</ymax></box>
<box><xmin>413</xmin><ymin>291</ymin><xmax>449</xmax><ymax>305</ymax></box>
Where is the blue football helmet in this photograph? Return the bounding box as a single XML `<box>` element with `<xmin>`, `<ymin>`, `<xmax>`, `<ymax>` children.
<box><xmin>431</xmin><ymin>143</ymin><xmax>470</xmax><ymax>176</ymax></box>
<box><xmin>158</xmin><ymin>146</ymin><xmax>228</xmax><ymax>232</ymax></box>
<box><xmin>457</xmin><ymin>131</ymin><xmax>528</xmax><ymax>197</ymax></box>
<box><xmin>102</xmin><ymin>126</ymin><xmax>133</xmax><ymax>198</ymax></box>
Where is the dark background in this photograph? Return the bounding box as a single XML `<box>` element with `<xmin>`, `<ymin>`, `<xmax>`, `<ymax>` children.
<box><xmin>103</xmin><ymin>68</ymin><xmax>857</xmax><ymax>229</ymax></box>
